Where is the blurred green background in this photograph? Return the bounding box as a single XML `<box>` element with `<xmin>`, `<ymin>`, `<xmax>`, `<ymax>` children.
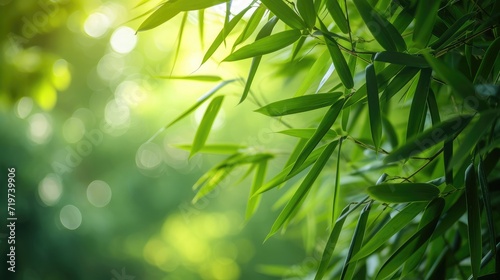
<box><xmin>0</xmin><ymin>1</ymin><xmax>313</xmax><ymax>279</ymax></box>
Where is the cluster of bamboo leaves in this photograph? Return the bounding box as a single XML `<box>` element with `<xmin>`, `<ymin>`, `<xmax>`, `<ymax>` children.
<box><xmin>138</xmin><ymin>0</ymin><xmax>500</xmax><ymax>279</ymax></box>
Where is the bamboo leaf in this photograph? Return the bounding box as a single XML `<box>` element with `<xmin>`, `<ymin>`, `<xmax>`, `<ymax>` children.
<box><xmin>174</xmin><ymin>143</ymin><xmax>245</xmax><ymax>154</ymax></box>
<box><xmin>255</xmin><ymin>93</ymin><xmax>342</xmax><ymax>116</ymax></box>
<box><xmin>191</xmin><ymin>96</ymin><xmax>225</xmax><ymax>156</ymax></box>
<box><xmin>374</xmin><ymin>52</ymin><xmax>429</xmax><ymax>68</ymax></box>
<box><xmin>341</xmin><ymin>202</ymin><xmax>372</xmax><ymax>280</ymax></box>
<box><xmin>406</xmin><ymin>68</ymin><xmax>432</xmax><ymax>140</ymax></box>
<box><xmin>366</xmin><ymin>64</ymin><xmax>382</xmax><ymax>151</ymax></box>
<box><xmin>367</xmin><ymin>183</ymin><xmax>440</xmax><ymax>203</ymax></box>
<box><xmin>246</xmin><ymin>160</ymin><xmax>268</xmax><ymax>220</ymax></box>
<box><xmin>430</xmin><ymin>13</ymin><xmax>475</xmax><ymax>50</ymax></box>
<box><xmin>465</xmin><ymin>163</ymin><xmax>482</xmax><ymax>279</ymax></box>
<box><xmin>381</xmin><ymin>66</ymin><xmax>419</xmax><ymax>102</ymax></box>
<box><xmin>478</xmin><ymin>160</ymin><xmax>497</xmax><ymax>261</ymax></box>
<box><xmin>240</xmin><ymin>16</ymin><xmax>278</xmax><ymax>103</ymax></box>
<box><xmin>376</xmin><ymin>198</ymin><xmax>444</xmax><ymax>280</ymax></box>
<box><xmin>332</xmin><ymin>137</ymin><xmax>343</xmax><ymax>223</ymax></box>
<box><xmin>413</xmin><ymin>0</ymin><xmax>441</xmax><ymax>47</ymax></box>
<box><xmin>427</xmin><ymin>89</ymin><xmax>440</xmax><ymax>125</ymax></box>
<box><xmin>290</xmin><ymin>98</ymin><xmax>345</xmax><ymax>175</ymax></box>
<box><xmin>278</xmin><ymin>129</ymin><xmax>338</xmax><ymax>141</ymax></box>
<box><xmin>352</xmin><ymin>202</ymin><xmax>427</xmax><ymax>262</ymax></box>
<box><xmin>384</xmin><ymin>115</ymin><xmax>474</xmax><ymax>163</ymax></box>
<box><xmin>474</xmin><ymin>37</ymin><xmax>500</xmax><ymax>83</ymax></box>
<box><xmin>294</xmin><ymin>50</ymin><xmax>331</xmax><ymax>97</ymax></box>
<box><xmin>260</xmin><ymin>0</ymin><xmax>306</xmax><ymax>29</ymax></box>
<box><xmin>325</xmin><ymin>0</ymin><xmax>349</xmax><ymax>33</ymax></box>
<box><xmin>198</xmin><ymin>10</ymin><xmax>205</xmax><ymax>49</ymax></box>
<box><xmin>266</xmin><ymin>140</ymin><xmax>338</xmax><ymax>240</ymax></box>
<box><xmin>202</xmin><ymin>6</ymin><xmax>251</xmax><ymax>64</ymax></box>
<box><xmin>224</xmin><ymin>30</ymin><xmax>302</xmax><ymax>61</ymax></box>
<box><xmin>297</xmin><ymin>0</ymin><xmax>316</xmax><ymax>29</ymax></box>
<box><xmin>320</xmin><ymin>23</ymin><xmax>354</xmax><ymax>89</ymax></box>
<box><xmin>352</xmin><ymin>0</ymin><xmax>406</xmax><ymax>51</ymax></box>
<box><xmin>233</xmin><ymin>3</ymin><xmax>267</xmax><ymax>49</ymax></box>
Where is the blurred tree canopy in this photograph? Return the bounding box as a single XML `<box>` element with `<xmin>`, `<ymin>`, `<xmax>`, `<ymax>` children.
<box><xmin>1</xmin><ymin>0</ymin><xmax>500</xmax><ymax>280</ymax></box>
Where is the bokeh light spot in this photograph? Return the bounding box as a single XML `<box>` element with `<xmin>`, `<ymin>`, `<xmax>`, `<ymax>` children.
<box><xmin>105</xmin><ymin>99</ymin><xmax>130</xmax><ymax>126</ymax></box>
<box><xmin>84</xmin><ymin>12</ymin><xmax>110</xmax><ymax>38</ymax></box>
<box><xmin>110</xmin><ymin>26</ymin><xmax>137</xmax><ymax>54</ymax></box>
<box><xmin>87</xmin><ymin>180</ymin><xmax>112</xmax><ymax>207</ymax></box>
<box><xmin>38</xmin><ymin>174</ymin><xmax>63</xmax><ymax>206</ymax></box>
<box><xmin>16</xmin><ymin>97</ymin><xmax>33</xmax><ymax>119</ymax></box>
<box><xmin>52</xmin><ymin>59</ymin><xmax>71</xmax><ymax>91</ymax></box>
<box><xmin>28</xmin><ymin>113</ymin><xmax>52</xmax><ymax>144</ymax></box>
<box><xmin>60</xmin><ymin>205</ymin><xmax>82</xmax><ymax>230</ymax></box>
<box><xmin>63</xmin><ymin>117</ymin><xmax>85</xmax><ymax>143</ymax></box>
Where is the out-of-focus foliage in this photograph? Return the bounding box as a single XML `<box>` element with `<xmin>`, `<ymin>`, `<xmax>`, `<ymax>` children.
<box><xmin>136</xmin><ymin>0</ymin><xmax>500</xmax><ymax>279</ymax></box>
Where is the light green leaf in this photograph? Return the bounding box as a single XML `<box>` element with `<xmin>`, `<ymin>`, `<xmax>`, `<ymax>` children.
<box><xmin>384</xmin><ymin>115</ymin><xmax>474</xmax><ymax>163</ymax></box>
<box><xmin>191</xmin><ymin>96</ymin><xmax>225</xmax><ymax>156</ymax></box>
<box><xmin>352</xmin><ymin>202</ymin><xmax>427</xmax><ymax>262</ymax></box>
<box><xmin>376</xmin><ymin>198</ymin><xmax>444</xmax><ymax>280</ymax></box>
<box><xmin>224</xmin><ymin>30</ymin><xmax>302</xmax><ymax>61</ymax></box>
<box><xmin>325</xmin><ymin>0</ymin><xmax>349</xmax><ymax>33</ymax></box>
<box><xmin>277</xmin><ymin>129</ymin><xmax>338</xmax><ymax>141</ymax></box>
<box><xmin>413</xmin><ymin>0</ymin><xmax>441</xmax><ymax>48</ymax></box>
<box><xmin>266</xmin><ymin>140</ymin><xmax>338</xmax><ymax>240</ymax></box>
<box><xmin>406</xmin><ymin>68</ymin><xmax>432</xmax><ymax>140</ymax></box>
<box><xmin>246</xmin><ymin>160</ymin><xmax>268</xmax><ymax>220</ymax></box>
<box><xmin>198</xmin><ymin>10</ymin><xmax>205</xmax><ymax>49</ymax></box>
<box><xmin>233</xmin><ymin>3</ymin><xmax>266</xmax><ymax>49</ymax></box>
<box><xmin>367</xmin><ymin>183</ymin><xmax>440</xmax><ymax>203</ymax></box>
<box><xmin>290</xmin><ymin>98</ymin><xmax>345</xmax><ymax>174</ymax></box>
<box><xmin>366</xmin><ymin>64</ymin><xmax>382</xmax><ymax>151</ymax></box>
<box><xmin>332</xmin><ymin>137</ymin><xmax>343</xmax><ymax>222</ymax></box>
<box><xmin>297</xmin><ymin>0</ymin><xmax>316</xmax><ymax>29</ymax></box>
<box><xmin>260</xmin><ymin>0</ymin><xmax>305</xmax><ymax>29</ymax></box>
<box><xmin>352</xmin><ymin>0</ymin><xmax>406</xmax><ymax>51</ymax></box>
<box><xmin>465</xmin><ymin>163</ymin><xmax>482</xmax><ymax>279</ymax></box>
<box><xmin>202</xmin><ymin>6</ymin><xmax>251</xmax><ymax>64</ymax></box>
<box><xmin>255</xmin><ymin>93</ymin><xmax>342</xmax><ymax>116</ymax></box>
<box><xmin>294</xmin><ymin>50</ymin><xmax>331</xmax><ymax>97</ymax></box>
<box><xmin>374</xmin><ymin>52</ymin><xmax>429</xmax><ymax>68</ymax></box>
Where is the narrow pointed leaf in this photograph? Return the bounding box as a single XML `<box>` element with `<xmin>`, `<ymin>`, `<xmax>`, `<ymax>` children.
<box><xmin>366</xmin><ymin>64</ymin><xmax>382</xmax><ymax>151</ymax></box>
<box><xmin>290</xmin><ymin>98</ymin><xmax>345</xmax><ymax>174</ymax></box>
<box><xmin>224</xmin><ymin>30</ymin><xmax>302</xmax><ymax>61</ymax></box>
<box><xmin>294</xmin><ymin>50</ymin><xmax>331</xmax><ymax>97</ymax></box>
<box><xmin>380</xmin><ymin>66</ymin><xmax>419</xmax><ymax>102</ymax></box>
<box><xmin>191</xmin><ymin>96</ymin><xmax>225</xmax><ymax>156</ymax></box>
<box><xmin>266</xmin><ymin>140</ymin><xmax>338</xmax><ymax>240</ymax></box>
<box><xmin>465</xmin><ymin>163</ymin><xmax>482</xmax><ymax>279</ymax></box>
<box><xmin>430</xmin><ymin>13</ymin><xmax>475</xmax><ymax>50</ymax></box>
<box><xmin>406</xmin><ymin>68</ymin><xmax>432</xmax><ymax>140</ymax></box>
<box><xmin>297</xmin><ymin>0</ymin><xmax>316</xmax><ymax>29</ymax></box>
<box><xmin>352</xmin><ymin>0</ymin><xmax>406</xmax><ymax>51</ymax></box>
<box><xmin>413</xmin><ymin>0</ymin><xmax>440</xmax><ymax>48</ymax></box>
<box><xmin>198</xmin><ymin>10</ymin><xmax>205</xmax><ymax>48</ymax></box>
<box><xmin>202</xmin><ymin>6</ymin><xmax>251</xmax><ymax>64</ymax></box>
<box><xmin>256</xmin><ymin>93</ymin><xmax>342</xmax><ymax>116</ymax></box>
<box><xmin>260</xmin><ymin>0</ymin><xmax>305</xmax><ymax>29</ymax></box>
<box><xmin>325</xmin><ymin>0</ymin><xmax>349</xmax><ymax>34</ymax></box>
<box><xmin>278</xmin><ymin>129</ymin><xmax>338</xmax><ymax>140</ymax></box>
<box><xmin>384</xmin><ymin>115</ymin><xmax>474</xmax><ymax>163</ymax></box>
<box><xmin>374</xmin><ymin>52</ymin><xmax>429</xmax><ymax>68</ymax></box>
<box><xmin>246</xmin><ymin>160</ymin><xmax>268</xmax><ymax>220</ymax></box>
<box><xmin>332</xmin><ymin>137</ymin><xmax>343</xmax><ymax>222</ymax></box>
<box><xmin>367</xmin><ymin>183</ymin><xmax>440</xmax><ymax>203</ymax></box>
<box><xmin>478</xmin><ymin>160</ymin><xmax>497</xmax><ymax>260</ymax></box>
<box><xmin>427</xmin><ymin>89</ymin><xmax>440</xmax><ymax>125</ymax></box>
<box><xmin>321</xmin><ymin>26</ymin><xmax>354</xmax><ymax>89</ymax></box>
<box><xmin>352</xmin><ymin>202</ymin><xmax>427</xmax><ymax>262</ymax></box>
<box><xmin>234</xmin><ymin>4</ymin><xmax>267</xmax><ymax>49</ymax></box>
<box><xmin>474</xmin><ymin>37</ymin><xmax>500</xmax><ymax>83</ymax></box>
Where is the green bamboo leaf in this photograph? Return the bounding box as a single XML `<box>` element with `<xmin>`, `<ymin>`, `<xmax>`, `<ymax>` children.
<box><xmin>198</xmin><ymin>10</ymin><xmax>205</xmax><ymax>49</ymax></box>
<box><xmin>374</xmin><ymin>52</ymin><xmax>429</xmax><ymax>68</ymax></box>
<box><xmin>430</xmin><ymin>13</ymin><xmax>475</xmax><ymax>50</ymax></box>
<box><xmin>413</xmin><ymin>0</ymin><xmax>441</xmax><ymax>48</ymax></box>
<box><xmin>341</xmin><ymin>202</ymin><xmax>372</xmax><ymax>280</ymax></box>
<box><xmin>138</xmin><ymin>0</ymin><xmax>229</xmax><ymax>31</ymax></box>
<box><xmin>450</xmin><ymin>111</ymin><xmax>498</xmax><ymax>170</ymax></box>
<box><xmin>427</xmin><ymin>89</ymin><xmax>440</xmax><ymax>125</ymax></box>
<box><xmin>315</xmin><ymin>205</ymin><xmax>351</xmax><ymax>280</ymax></box>
<box><xmin>351</xmin><ymin>202</ymin><xmax>427</xmax><ymax>262</ymax></box>
<box><xmin>474</xmin><ymin>37</ymin><xmax>500</xmax><ymax>83</ymax></box>
<box><xmin>156</xmin><ymin>75</ymin><xmax>222</xmax><ymax>82</ymax></box>
<box><xmin>478</xmin><ymin>160</ymin><xmax>497</xmax><ymax>260</ymax></box>
<box><xmin>376</xmin><ymin>198</ymin><xmax>444</xmax><ymax>280</ymax></box>
<box><xmin>260</xmin><ymin>0</ymin><xmax>305</xmax><ymax>29</ymax></box>
<box><xmin>224</xmin><ymin>30</ymin><xmax>302</xmax><ymax>61</ymax></box>
<box><xmin>406</xmin><ymin>68</ymin><xmax>432</xmax><ymax>140</ymax></box>
<box><xmin>366</xmin><ymin>64</ymin><xmax>382</xmax><ymax>151</ymax></box>
<box><xmin>323</xmin><ymin>34</ymin><xmax>354</xmax><ymax>89</ymax></box>
<box><xmin>278</xmin><ymin>129</ymin><xmax>338</xmax><ymax>140</ymax></box>
<box><xmin>367</xmin><ymin>183</ymin><xmax>440</xmax><ymax>203</ymax></box>
<box><xmin>174</xmin><ymin>143</ymin><xmax>245</xmax><ymax>154</ymax></box>
<box><xmin>291</xmin><ymin>35</ymin><xmax>307</xmax><ymax>62</ymax></box>
<box><xmin>332</xmin><ymin>137</ymin><xmax>343</xmax><ymax>223</ymax></box>
<box><xmin>352</xmin><ymin>0</ymin><xmax>406</xmax><ymax>51</ymax></box>
<box><xmin>266</xmin><ymin>140</ymin><xmax>338</xmax><ymax>240</ymax></box>
<box><xmin>202</xmin><ymin>6</ymin><xmax>251</xmax><ymax>64</ymax></box>
<box><xmin>163</xmin><ymin>79</ymin><xmax>236</xmax><ymax>129</ymax></box>
<box><xmin>345</xmin><ymin>64</ymin><xmax>404</xmax><ymax>107</ymax></box>
<box><xmin>233</xmin><ymin>4</ymin><xmax>267</xmax><ymax>49</ymax></box>
<box><xmin>423</xmin><ymin>53</ymin><xmax>478</xmax><ymax>102</ymax></box>
<box><xmin>246</xmin><ymin>160</ymin><xmax>268</xmax><ymax>220</ymax></box>
<box><xmin>381</xmin><ymin>66</ymin><xmax>419</xmax><ymax>102</ymax></box>
<box><xmin>384</xmin><ymin>115</ymin><xmax>474</xmax><ymax>163</ymax></box>
<box><xmin>392</xmin><ymin>7</ymin><xmax>413</xmax><ymax>34</ymax></box>
<box><xmin>382</xmin><ymin>115</ymin><xmax>399</xmax><ymax>149</ymax></box>
<box><xmin>191</xmin><ymin>96</ymin><xmax>225</xmax><ymax>156</ymax></box>
<box><xmin>465</xmin><ymin>163</ymin><xmax>482</xmax><ymax>279</ymax></box>
<box><xmin>290</xmin><ymin>98</ymin><xmax>345</xmax><ymax>175</ymax></box>
<box><xmin>294</xmin><ymin>50</ymin><xmax>331</xmax><ymax>97</ymax></box>
<box><xmin>431</xmin><ymin>194</ymin><xmax>465</xmax><ymax>242</ymax></box>
<box><xmin>193</xmin><ymin>166</ymin><xmax>233</xmax><ymax>203</ymax></box>
<box><xmin>444</xmin><ymin>140</ymin><xmax>453</xmax><ymax>185</ymax></box>
<box><xmin>256</xmin><ymin>143</ymin><xmax>330</xmax><ymax>195</ymax></box>
<box><xmin>325</xmin><ymin>0</ymin><xmax>349</xmax><ymax>33</ymax></box>
<box><xmin>255</xmin><ymin>93</ymin><xmax>342</xmax><ymax>116</ymax></box>
<box><xmin>297</xmin><ymin>0</ymin><xmax>316</xmax><ymax>29</ymax></box>
<box><xmin>240</xmin><ymin>16</ymin><xmax>278</xmax><ymax>103</ymax></box>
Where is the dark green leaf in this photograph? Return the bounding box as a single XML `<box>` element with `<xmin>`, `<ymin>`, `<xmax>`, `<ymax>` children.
<box><xmin>374</xmin><ymin>52</ymin><xmax>429</xmax><ymax>68</ymax></box>
<box><xmin>260</xmin><ymin>0</ymin><xmax>305</xmax><ymax>29</ymax></box>
<box><xmin>406</xmin><ymin>68</ymin><xmax>432</xmax><ymax>140</ymax></box>
<box><xmin>297</xmin><ymin>0</ymin><xmax>316</xmax><ymax>29</ymax></box>
<box><xmin>325</xmin><ymin>0</ymin><xmax>349</xmax><ymax>34</ymax></box>
<box><xmin>321</xmin><ymin>26</ymin><xmax>354</xmax><ymax>89</ymax></box>
<box><xmin>430</xmin><ymin>13</ymin><xmax>475</xmax><ymax>50</ymax></box>
<box><xmin>224</xmin><ymin>30</ymin><xmax>302</xmax><ymax>61</ymax></box>
<box><xmin>474</xmin><ymin>37</ymin><xmax>500</xmax><ymax>83</ymax></box>
<box><xmin>255</xmin><ymin>93</ymin><xmax>342</xmax><ymax>116</ymax></box>
<box><xmin>413</xmin><ymin>0</ymin><xmax>441</xmax><ymax>47</ymax></box>
<box><xmin>381</xmin><ymin>66</ymin><xmax>419</xmax><ymax>102</ymax></box>
<box><xmin>465</xmin><ymin>163</ymin><xmax>482</xmax><ymax>279</ymax></box>
<box><xmin>366</xmin><ymin>64</ymin><xmax>382</xmax><ymax>151</ymax></box>
<box><xmin>478</xmin><ymin>160</ymin><xmax>497</xmax><ymax>270</ymax></box>
<box><xmin>277</xmin><ymin>128</ymin><xmax>338</xmax><ymax>141</ymax></box>
<box><xmin>367</xmin><ymin>183</ymin><xmax>440</xmax><ymax>203</ymax></box>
